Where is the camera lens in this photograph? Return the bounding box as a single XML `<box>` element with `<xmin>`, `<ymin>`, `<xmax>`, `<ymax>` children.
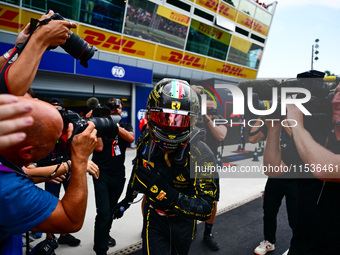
<box><xmin>87</xmin><ymin>115</ymin><xmax>120</xmax><ymax>137</ymax></box>
<box><xmin>62</xmin><ymin>33</ymin><xmax>97</xmax><ymax>68</ymax></box>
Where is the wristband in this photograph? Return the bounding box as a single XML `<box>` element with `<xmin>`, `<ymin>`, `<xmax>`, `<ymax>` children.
<box><xmin>66</xmin><ymin>160</ymin><xmax>71</xmax><ymax>172</ymax></box>
<box><xmin>62</xmin><ymin>162</ymin><xmax>69</xmax><ymax>174</ymax></box>
<box><xmin>3</xmin><ymin>51</ymin><xmax>10</xmax><ymax>60</ymax></box>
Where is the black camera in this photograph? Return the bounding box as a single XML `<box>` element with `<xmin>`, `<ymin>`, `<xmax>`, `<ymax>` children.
<box><xmin>58</xmin><ymin>109</ymin><xmax>120</xmax><ymax>137</ymax></box>
<box><xmin>48</xmin><ymin>13</ymin><xmax>97</xmax><ymax>68</ymax></box>
<box><xmin>28</xmin><ymin>12</ymin><xmax>97</xmax><ymax>68</ymax></box>
<box><xmin>92</xmin><ymin>106</ymin><xmax>111</xmax><ymax>117</ymax></box>
<box><xmin>107</xmin><ymin>99</ymin><xmax>122</xmax><ymax>111</ymax></box>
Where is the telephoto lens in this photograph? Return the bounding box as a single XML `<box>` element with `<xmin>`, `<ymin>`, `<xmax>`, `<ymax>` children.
<box><xmin>62</xmin><ymin>32</ymin><xmax>97</xmax><ymax>68</ymax></box>
<box><xmin>50</xmin><ymin>12</ymin><xmax>97</xmax><ymax>67</ymax></box>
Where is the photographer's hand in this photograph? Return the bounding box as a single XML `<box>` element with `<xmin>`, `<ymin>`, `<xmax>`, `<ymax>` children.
<box><xmin>35</xmin><ymin>11</ymin><xmax>77</xmax><ymax>49</ymax></box>
<box><xmin>87</xmin><ymin>160</ymin><xmax>99</xmax><ymax>179</ymax></box>
<box><xmin>16</xmin><ymin>23</ymin><xmax>31</xmax><ymax>45</ymax></box>
<box><xmin>0</xmin><ymin>94</ymin><xmax>33</xmax><ymax>152</ymax></box>
<box><xmin>4</xmin><ymin>11</ymin><xmax>77</xmax><ymax>96</ymax></box>
<box><xmin>69</xmin><ymin>122</ymin><xmax>97</xmax><ymax>163</ymax></box>
<box><xmin>286</xmin><ymin>104</ymin><xmax>304</xmax><ymax>131</ymax></box>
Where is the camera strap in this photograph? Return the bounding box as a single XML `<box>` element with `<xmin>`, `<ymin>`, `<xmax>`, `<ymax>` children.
<box><xmin>0</xmin><ymin>155</ymin><xmax>61</xmax><ymax>178</ymax></box>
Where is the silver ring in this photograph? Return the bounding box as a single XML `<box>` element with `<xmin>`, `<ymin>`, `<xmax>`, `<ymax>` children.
<box><xmin>67</xmin><ymin>33</ymin><xmax>71</xmax><ymax>39</ymax></box>
<box><xmin>69</xmin><ymin>21</ymin><xmax>72</xmax><ymax>27</ymax></box>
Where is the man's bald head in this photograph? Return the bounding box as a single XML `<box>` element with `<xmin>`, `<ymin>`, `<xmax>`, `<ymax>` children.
<box><xmin>2</xmin><ymin>97</ymin><xmax>63</xmax><ymax>167</ymax></box>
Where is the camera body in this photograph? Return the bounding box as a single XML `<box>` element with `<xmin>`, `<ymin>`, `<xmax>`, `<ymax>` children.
<box><xmin>58</xmin><ymin>109</ymin><xmax>120</xmax><ymax>137</ymax></box>
<box><xmin>41</xmin><ymin>12</ymin><xmax>97</xmax><ymax>68</ymax></box>
<box><xmin>107</xmin><ymin>99</ymin><xmax>122</xmax><ymax>111</ymax></box>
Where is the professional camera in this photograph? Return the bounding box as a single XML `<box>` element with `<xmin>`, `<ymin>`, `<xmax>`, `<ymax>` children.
<box><xmin>28</xmin><ymin>12</ymin><xmax>96</xmax><ymax>68</ymax></box>
<box><xmin>48</xmin><ymin>13</ymin><xmax>97</xmax><ymax>67</ymax></box>
<box><xmin>58</xmin><ymin>109</ymin><xmax>120</xmax><ymax>137</ymax></box>
<box><xmin>107</xmin><ymin>98</ymin><xmax>122</xmax><ymax>111</ymax></box>
<box><xmin>239</xmin><ymin>71</ymin><xmax>334</xmax><ymax>131</ymax></box>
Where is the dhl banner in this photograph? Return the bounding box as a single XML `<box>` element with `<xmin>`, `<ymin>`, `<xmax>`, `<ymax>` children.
<box><xmin>236</xmin><ymin>11</ymin><xmax>268</xmax><ymax>36</ymax></box>
<box><xmin>156</xmin><ymin>5</ymin><xmax>190</xmax><ymax>26</ymax></box>
<box><xmin>236</xmin><ymin>11</ymin><xmax>253</xmax><ymax>29</ymax></box>
<box><xmin>252</xmin><ymin>20</ymin><xmax>269</xmax><ymax>36</ymax></box>
<box><xmin>205</xmin><ymin>58</ymin><xmax>257</xmax><ymax>78</ymax></box>
<box><xmin>0</xmin><ymin>3</ymin><xmax>257</xmax><ymax>79</ymax></box>
<box><xmin>78</xmin><ymin>26</ymin><xmax>156</xmax><ymax>60</ymax></box>
<box><xmin>197</xmin><ymin>0</ymin><xmax>237</xmax><ymax>21</ymax></box>
<box><xmin>195</xmin><ymin>0</ymin><xmax>266</xmax><ymax>36</ymax></box>
<box><xmin>218</xmin><ymin>1</ymin><xmax>237</xmax><ymax>21</ymax></box>
<box><xmin>196</xmin><ymin>0</ymin><xmax>218</xmax><ymax>14</ymax></box>
<box><xmin>154</xmin><ymin>45</ymin><xmax>207</xmax><ymax>71</ymax></box>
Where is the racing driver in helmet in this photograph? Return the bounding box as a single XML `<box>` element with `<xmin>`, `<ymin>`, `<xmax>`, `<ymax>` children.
<box><xmin>113</xmin><ymin>78</ymin><xmax>217</xmax><ymax>255</ymax></box>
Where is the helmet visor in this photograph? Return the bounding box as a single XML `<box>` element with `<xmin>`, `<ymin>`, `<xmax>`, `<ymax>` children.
<box><xmin>149</xmin><ymin>111</ymin><xmax>191</xmax><ymax>131</ymax></box>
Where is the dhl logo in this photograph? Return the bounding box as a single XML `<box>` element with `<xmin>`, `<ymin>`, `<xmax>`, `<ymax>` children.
<box><xmin>218</xmin><ymin>64</ymin><xmax>246</xmax><ymax>78</ymax></box>
<box><xmin>82</xmin><ymin>30</ymin><xmax>146</xmax><ymax>56</ymax></box>
<box><xmin>0</xmin><ymin>8</ymin><xmax>23</xmax><ymax>30</ymax></box>
<box><xmin>197</xmin><ymin>0</ymin><xmax>236</xmax><ymax>20</ymax></box>
<box><xmin>237</xmin><ymin>15</ymin><xmax>268</xmax><ymax>36</ymax></box>
<box><xmin>218</xmin><ymin>3</ymin><xmax>236</xmax><ymax>20</ymax></box>
<box><xmin>167</xmin><ymin>51</ymin><xmax>205</xmax><ymax>69</ymax></box>
<box><xmin>253</xmin><ymin>21</ymin><xmax>268</xmax><ymax>35</ymax></box>
<box><xmin>240</xmin><ymin>17</ymin><xmax>253</xmax><ymax>28</ymax></box>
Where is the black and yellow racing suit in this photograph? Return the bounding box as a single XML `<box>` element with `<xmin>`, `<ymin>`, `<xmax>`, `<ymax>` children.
<box><xmin>125</xmin><ymin>128</ymin><xmax>217</xmax><ymax>255</ymax></box>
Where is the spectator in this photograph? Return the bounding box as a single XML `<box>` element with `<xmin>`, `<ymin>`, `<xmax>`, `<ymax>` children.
<box><xmin>92</xmin><ymin>98</ymin><xmax>134</xmax><ymax>255</ymax></box>
<box><xmin>113</xmin><ymin>79</ymin><xmax>217</xmax><ymax>255</ymax></box>
<box><xmin>0</xmin><ymin>96</ymin><xmax>97</xmax><ymax>254</ymax></box>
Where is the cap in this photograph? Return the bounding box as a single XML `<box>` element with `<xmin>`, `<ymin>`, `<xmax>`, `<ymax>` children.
<box><xmin>48</xmin><ymin>97</ymin><xmax>64</xmax><ymax>108</ymax></box>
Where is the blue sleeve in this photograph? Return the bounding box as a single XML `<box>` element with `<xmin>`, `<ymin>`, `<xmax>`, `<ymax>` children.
<box><xmin>0</xmin><ymin>172</ymin><xmax>58</xmax><ymax>235</ymax></box>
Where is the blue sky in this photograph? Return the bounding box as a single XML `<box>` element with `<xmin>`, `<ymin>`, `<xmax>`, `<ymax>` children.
<box><xmin>257</xmin><ymin>0</ymin><xmax>340</xmax><ymax>78</ymax></box>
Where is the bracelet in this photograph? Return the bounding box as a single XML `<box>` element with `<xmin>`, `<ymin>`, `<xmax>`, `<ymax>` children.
<box><xmin>62</xmin><ymin>162</ymin><xmax>69</xmax><ymax>174</ymax></box>
<box><xmin>66</xmin><ymin>160</ymin><xmax>71</xmax><ymax>172</ymax></box>
<box><xmin>3</xmin><ymin>51</ymin><xmax>10</xmax><ymax>60</ymax></box>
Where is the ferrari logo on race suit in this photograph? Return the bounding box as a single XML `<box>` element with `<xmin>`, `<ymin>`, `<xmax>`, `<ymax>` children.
<box><xmin>150</xmin><ymin>185</ymin><xmax>158</xmax><ymax>193</ymax></box>
<box><xmin>171</xmin><ymin>101</ymin><xmax>181</xmax><ymax>110</ymax></box>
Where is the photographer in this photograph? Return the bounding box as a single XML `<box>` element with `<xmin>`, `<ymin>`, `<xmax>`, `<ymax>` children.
<box><xmin>0</xmin><ymin>96</ymin><xmax>97</xmax><ymax>254</ymax></box>
<box><xmin>92</xmin><ymin>98</ymin><xmax>134</xmax><ymax>255</ymax></box>
<box><xmin>0</xmin><ymin>10</ymin><xmax>76</xmax><ymax>96</ymax></box>
<box><xmin>192</xmin><ymin>85</ymin><xmax>227</xmax><ymax>251</ymax></box>
<box><xmin>263</xmin><ymin>82</ymin><xmax>340</xmax><ymax>254</ymax></box>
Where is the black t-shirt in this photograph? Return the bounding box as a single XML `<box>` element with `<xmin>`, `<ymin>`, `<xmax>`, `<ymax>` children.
<box><xmin>92</xmin><ymin>122</ymin><xmax>133</xmax><ymax>176</ymax></box>
<box><xmin>286</xmin><ymin>128</ymin><xmax>340</xmax><ymax>255</ymax></box>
